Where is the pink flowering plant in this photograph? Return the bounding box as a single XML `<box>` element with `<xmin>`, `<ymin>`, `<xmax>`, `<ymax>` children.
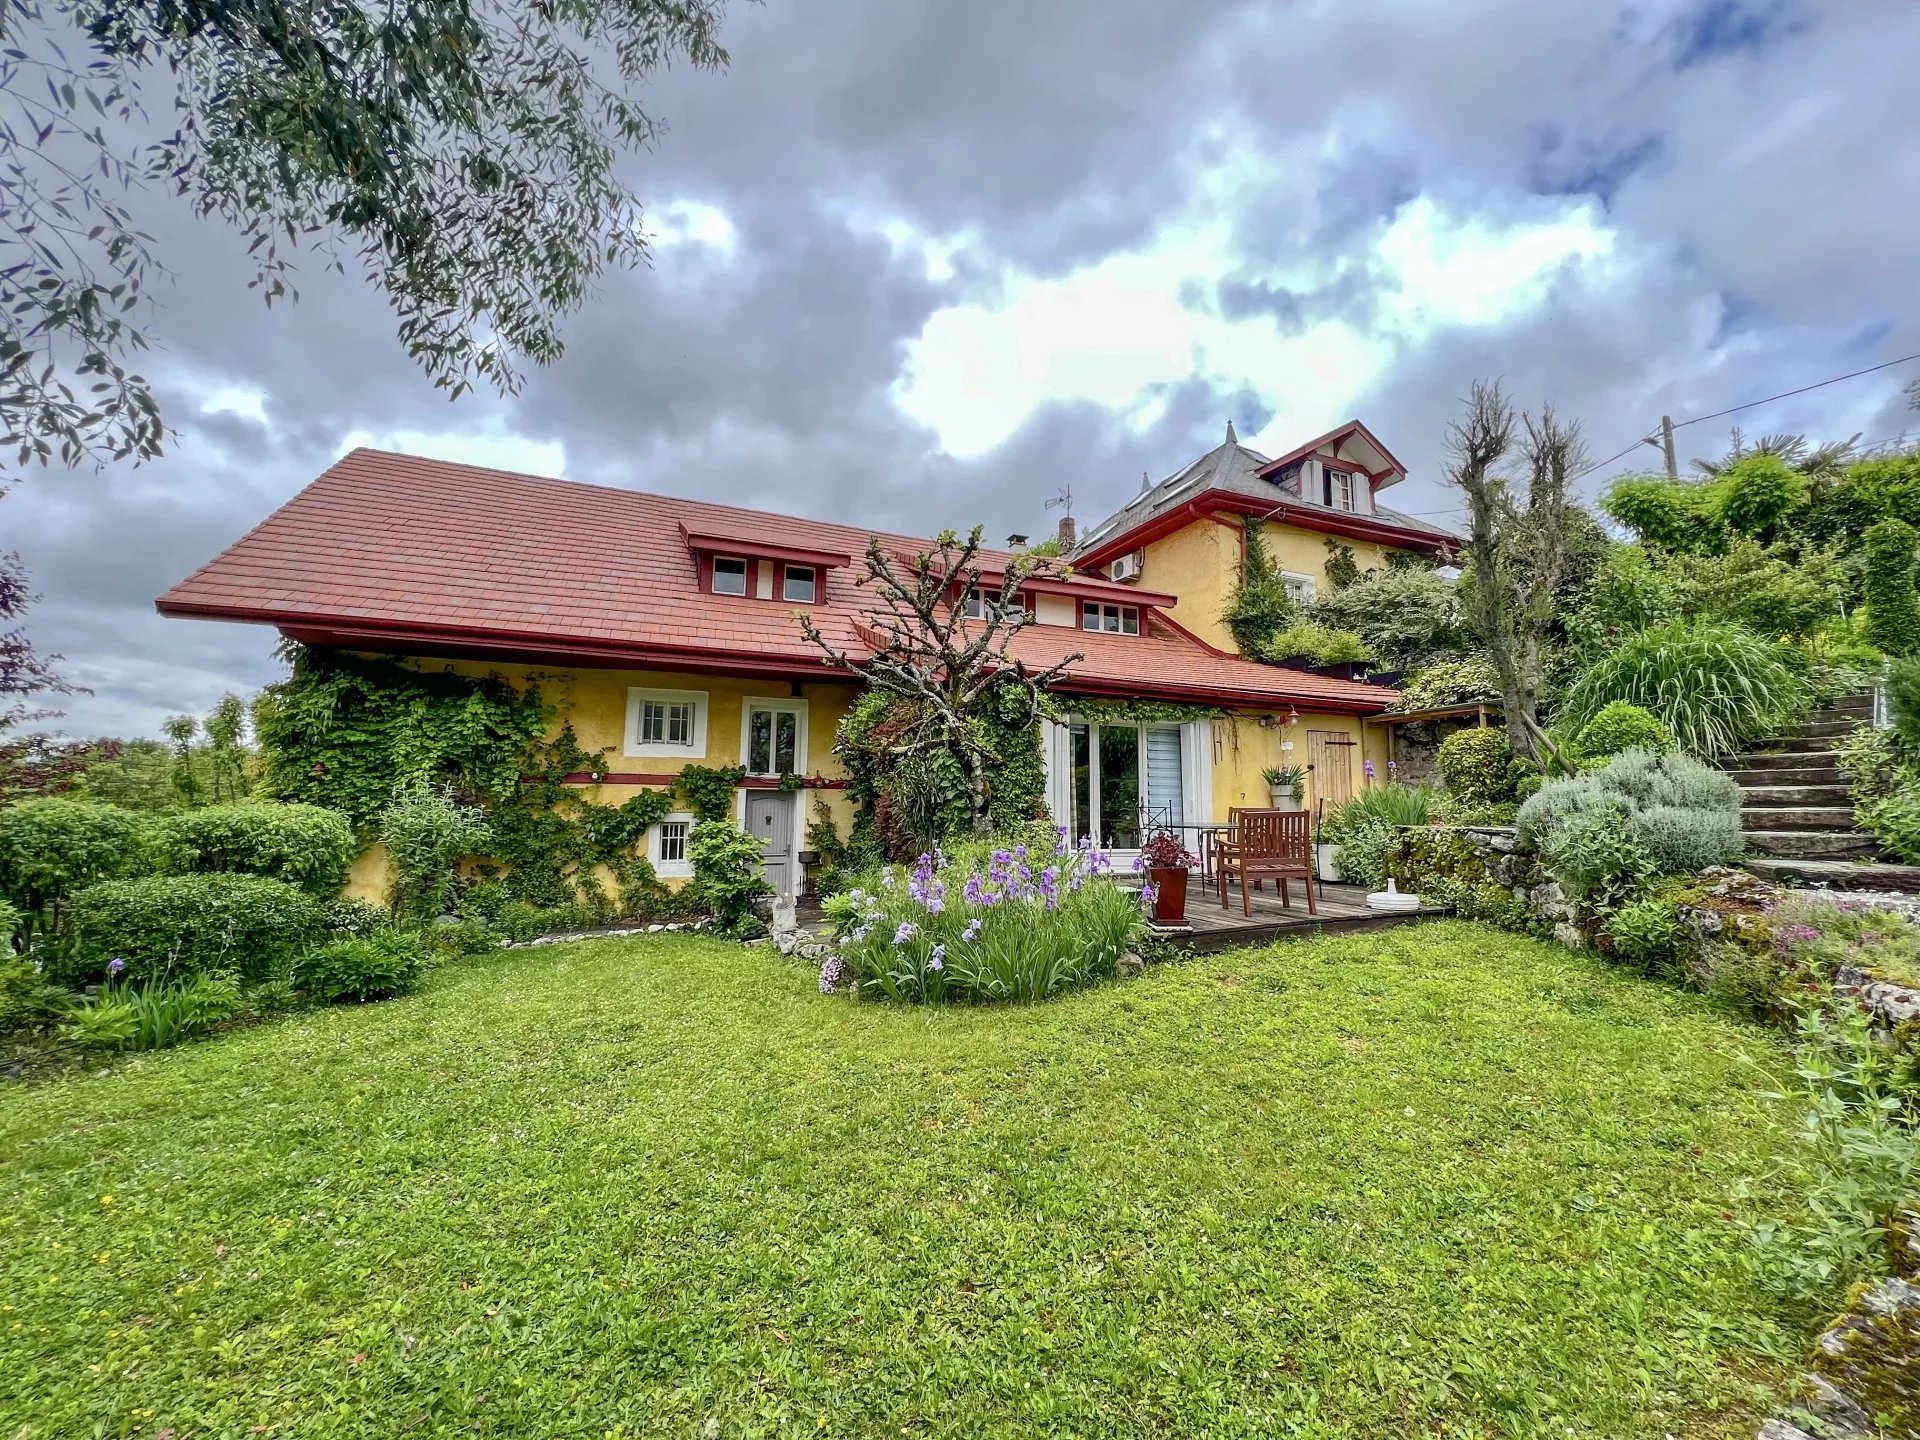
<box><xmin>821</xmin><ymin>830</ymin><xmax>1144</xmax><ymax>1002</ymax></box>
<box><xmin>1137</xmin><ymin>831</ymin><xmax>1197</xmax><ymax>870</ymax></box>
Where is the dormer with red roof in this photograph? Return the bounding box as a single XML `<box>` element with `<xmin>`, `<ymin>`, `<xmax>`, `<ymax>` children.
<box><xmin>1073</xmin><ymin>419</ymin><xmax>1461</xmax><ymax>655</ymax></box>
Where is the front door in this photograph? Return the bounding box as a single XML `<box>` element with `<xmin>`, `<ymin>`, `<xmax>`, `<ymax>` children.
<box><xmin>744</xmin><ymin>791</ymin><xmax>796</xmax><ymax>897</ymax></box>
<box><xmin>1307</xmin><ymin>731</ymin><xmax>1356</xmax><ymax>810</ymax></box>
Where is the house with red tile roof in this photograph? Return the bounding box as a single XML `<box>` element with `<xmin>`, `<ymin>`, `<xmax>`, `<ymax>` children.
<box><xmin>158</xmin><ymin>440</ymin><xmax>1451</xmax><ymax>899</ymax></box>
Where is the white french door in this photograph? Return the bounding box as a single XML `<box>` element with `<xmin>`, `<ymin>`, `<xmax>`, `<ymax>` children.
<box><xmin>1056</xmin><ymin>720</ymin><xmax>1194</xmax><ymax>850</ymax></box>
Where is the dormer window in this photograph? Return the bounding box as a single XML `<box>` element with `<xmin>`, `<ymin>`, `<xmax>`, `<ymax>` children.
<box><xmin>782</xmin><ymin>565</ymin><xmax>817</xmax><ymax>603</ymax></box>
<box><xmin>1082</xmin><ymin>602</ymin><xmax>1139</xmax><ymax>635</ymax></box>
<box><xmin>712</xmin><ymin>556</ymin><xmax>749</xmax><ymax>596</ymax></box>
<box><xmin>1327</xmin><ymin>469</ymin><xmax>1354</xmax><ymax>512</ymax></box>
<box><xmin>964</xmin><ymin>588</ymin><xmax>1019</xmax><ymax>621</ymax></box>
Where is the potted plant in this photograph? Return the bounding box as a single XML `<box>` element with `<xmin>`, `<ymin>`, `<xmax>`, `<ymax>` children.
<box><xmin>1313</xmin><ymin>822</ymin><xmax>1343</xmax><ymax>883</ymax></box>
<box><xmin>1139</xmin><ymin>830</ymin><xmax>1198</xmax><ymax>924</ymax></box>
<box><xmin>1263</xmin><ymin>763</ymin><xmax>1306</xmax><ymax>811</ymax></box>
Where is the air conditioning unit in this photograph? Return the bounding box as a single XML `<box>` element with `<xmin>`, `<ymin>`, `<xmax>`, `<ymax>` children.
<box><xmin>1107</xmin><ymin>551</ymin><xmax>1144</xmax><ymax>583</ymax></box>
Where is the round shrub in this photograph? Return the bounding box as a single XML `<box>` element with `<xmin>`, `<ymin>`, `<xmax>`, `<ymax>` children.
<box><xmin>156</xmin><ymin>803</ymin><xmax>356</xmax><ymax>896</ymax></box>
<box><xmin>324</xmin><ymin>897</ymin><xmax>391</xmax><ymax>938</ymax></box>
<box><xmin>1516</xmin><ymin>749</ymin><xmax>1742</xmax><ymax>896</ymax></box>
<box><xmin>1560</xmin><ymin>618</ymin><xmax>1805</xmax><ymax>755</ymax></box>
<box><xmin>1435</xmin><ymin>728</ymin><xmax>1515</xmax><ymax>805</ymax></box>
<box><xmin>1537</xmin><ymin>806</ymin><xmax>1652</xmax><ymax>906</ymax></box>
<box><xmin>63</xmin><ymin>874</ymin><xmax>327</xmax><ymax>986</ymax></box>
<box><xmin>0</xmin><ymin>799</ymin><xmax>149</xmax><ymax>934</ymax></box>
<box><xmin>294</xmin><ymin>931</ymin><xmax>428</xmax><ymax>1003</ymax></box>
<box><xmin>1862</xmin><ymin>517</ymin><xmax>1920</xmax><ymax>657</ymax></box>
<box><xmin>1572</xmin><ymin>702</ymin><xmax>1675</xmax><ymax>762</ymax></box>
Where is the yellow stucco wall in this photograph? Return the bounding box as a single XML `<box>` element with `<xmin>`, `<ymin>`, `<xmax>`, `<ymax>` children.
<box><xmin>338</xmin><ymin>659</ymin><xmax>861</xmax><ymax>904</ymax></box>
<box><xmin>1207</xmin><ymin>709</ymin><xmax>1393</xmax><ymax>822</ymax></box>
<box><xmin>1138</xmin><ymin>516</ymin><xmax>1414</xmax><ymax>657</ymax></box>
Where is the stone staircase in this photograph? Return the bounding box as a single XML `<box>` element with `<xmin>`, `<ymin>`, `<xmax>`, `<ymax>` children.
<box><xmin>1724</xmin><ymin>692</ymin><xmax>1920</xmax><ymax>893</ymax></box>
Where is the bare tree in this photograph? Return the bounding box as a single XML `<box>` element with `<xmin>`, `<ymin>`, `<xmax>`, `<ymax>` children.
<box><xmin>1447</xmin><ymin>381</ymin><xmax>1580</xmax><ymax>771</ymax></box>
<box><xmin>798</xmin><ymin>528</ymin><xmax>1081</xmax><ymax>837</ymax></box>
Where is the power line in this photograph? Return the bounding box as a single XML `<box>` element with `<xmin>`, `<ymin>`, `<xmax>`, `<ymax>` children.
<box><xmin>1669</xmin><ymin>350</ymin><xmax>1920</xmax><ymax>432</ymax></box>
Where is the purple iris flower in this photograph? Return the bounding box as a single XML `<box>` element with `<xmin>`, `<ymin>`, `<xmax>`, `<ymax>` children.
<box><xmin>893</xmin><ymin>921</ymin><xmax>917</xmax><ymax>946</ymax></box>
<box><xmin>106</xmin><ymin>957</ymin><xmax>127</xmax><ymax>980</ymax></box>
<box><xmin>961</xmin><ymin>918</ymin><xmax>983</xmax><ymax>943</ymax></box>
<box><xmin>927</xmin><ymin>944</ymin><xmax>945</xmax><ymax>972</ymax></box>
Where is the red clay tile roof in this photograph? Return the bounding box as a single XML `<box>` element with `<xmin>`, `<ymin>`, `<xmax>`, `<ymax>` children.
<box><xmin>157</xmin><ymin>449</ymin><xmax>1396</xmax><ymax>713</ymax></box>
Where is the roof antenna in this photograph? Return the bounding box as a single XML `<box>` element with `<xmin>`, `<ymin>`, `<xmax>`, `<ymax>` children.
<box><xmin>1045</xmin><ymin>485</ymin><xmax>1075</xmax><ymax>550</ymax></box>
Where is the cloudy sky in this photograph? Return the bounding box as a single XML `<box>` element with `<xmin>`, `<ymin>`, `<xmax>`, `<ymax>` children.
<box><xmin>9</xmin><ymin>0</ymin><xmax>1920</xmax><ymax>737</ymax></box>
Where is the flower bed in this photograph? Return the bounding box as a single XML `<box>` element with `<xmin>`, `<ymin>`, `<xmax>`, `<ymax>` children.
<box><xmin>822</xmin><ymin>836</ymin><xmax>1144</xmax><ymax>1002</ymax></box>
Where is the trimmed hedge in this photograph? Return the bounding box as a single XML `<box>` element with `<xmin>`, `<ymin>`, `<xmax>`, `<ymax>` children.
<box><xmin>1435</xmin><ymin>728</ymin><xmax>1514</xmax><ymax>805</ymax></box>
<box><xmin>1573</xmin><ymin>702</ymin><xmax>1675</xmax><ymax>763</ymax></box>
<box><xmin>1862</xmin><ymin>518</ymin><xmax>1920</xmax><ymax>656</ymax></box>
<box><xmin>63</xmin><ymin>874</ymin><xmax>328</xmax><ymax>986</ymax></box>
<box><xmin>156</xmin><ymin>804</ymin><xmax>356</xmax><ymax>896</ymax></box>
<box><xmin>0</xmin><ymin>800</ymin><xmax>149</xmax><ymax>934</ymax></box>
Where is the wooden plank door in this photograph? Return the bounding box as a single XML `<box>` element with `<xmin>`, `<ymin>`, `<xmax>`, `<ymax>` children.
<box><xmin>1307</xmin><ymin>731</ymin><xmax>1355</xmax><ymax>809</ymax></box>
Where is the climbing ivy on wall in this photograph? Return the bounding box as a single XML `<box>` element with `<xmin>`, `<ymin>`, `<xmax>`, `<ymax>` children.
<box><xmin>1223</xmin><ymin>517</ymin><xmax>1294</xmax><ymax>658</ymax></box>
<box><xmin>257</xmin><ymin>645</ymin><xmax>687</xmax><ymax>916</ymax></box>
<box><xmin>1067</xmin><ymin>697</ymin><xmax>1224</xmax><ymax>726</ymax></box>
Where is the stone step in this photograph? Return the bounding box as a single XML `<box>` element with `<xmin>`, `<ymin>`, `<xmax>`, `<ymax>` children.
<box><xmin>1725</xmin><ymin>765</ymin><xmax>1844</xmax><ymax>787</ymax></box>
<box><xmin>1740</xmin><ymin>735</ymin><xmax>1844</xmax><ymax>757</ymax></box>
<box><xmin>1744</xmin><ymin>857</ymin><xmax>1920</xmax><ymax>894</ymax></box>
<box><xmin>1735</xmin><ymin>783</ymin><xmax>1851</xmax><ymax>806</ymax></box>
<box><xmin>1813</xmin><ymin>694</ymin><xmax>1876</xmax><ymax>720</ymax></box>
<box><xmin>1744</xmin><ymin>829</ymin><xmax>1879</xmax><ymax>860</ymax></box>
<box><xmin>1741</xmin><ymin>806</ymin><xmax>1858</xmax><ymax>831</ymax></box>
<box><xmin>1728</xmin><ymin>747</ymin><xmax>1841</xmax><ymax>770</ymax></box>
<box><xmin>1800</xmin><ymin>718</ymin><xmax>1866</xmax><ymax>740</ymax></box>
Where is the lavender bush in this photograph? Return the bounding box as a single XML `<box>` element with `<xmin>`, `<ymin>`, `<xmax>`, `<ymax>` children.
<box><xmin>822</xmin><ymin>833</ymin><xmax>1145</xmax><ymax>1002</ymax></box>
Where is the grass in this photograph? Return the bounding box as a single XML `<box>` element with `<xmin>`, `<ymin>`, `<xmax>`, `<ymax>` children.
<box><xmin>1</xmin><ymin>921</ymin><xmax>1811</xmax><ymax>1438</ymax></box>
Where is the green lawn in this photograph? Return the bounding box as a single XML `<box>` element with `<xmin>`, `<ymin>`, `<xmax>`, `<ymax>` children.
<box><xmin>2</xmin><ymin>921</ymin><xmax>1811</xmax><ymax>1438</ymax></box>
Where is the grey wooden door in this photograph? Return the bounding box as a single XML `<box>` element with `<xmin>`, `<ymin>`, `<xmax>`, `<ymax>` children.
<box><xmin>744</xmin><ymin>791</ymin><xmax>795</xmax><ymax>896</ymax></box>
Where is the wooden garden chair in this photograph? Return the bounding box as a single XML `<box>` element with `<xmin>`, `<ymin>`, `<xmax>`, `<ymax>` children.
<box><xmin>1216</xmin><ymin>808</ymin><xmax>1316</xmax><ymax>917</ymax></box>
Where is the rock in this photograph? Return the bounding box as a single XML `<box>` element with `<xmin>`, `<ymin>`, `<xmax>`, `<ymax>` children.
<box><xmin>743</xmin><ymin>936</ymin><xmax>770</xmax><ymax>948</ymax></box>
<box><xmin>1861</xmin><ymin>1276</ymin><xmax>1920</xmax><ymax>1317</ymax></box>
<box><xmin>774</xmin><ymin>931</ymin><xmax>799</xmax><ymax>956</ymax></box>
<box><xmin>1117</xmin><ymin>951</ymin><xmax>1145</xmax><ymax>977</ymax></box>
<box><xmin>1756</xmin><ymin>1421</ymin><xmax>1817</xmax><ymax>1440</ymax></box>
<box><xmin>647</xmin><ymin>924</ymin><xmax>665</xmax><ymax>933</ymax></box>
<box><xmin>1487</xmin><ymin>833</ymin><xmax>1516</xmax><ymax>854</ymax></box>
<box><xmin>1799</xmin><ymin>1374</ymin><xmax>1875</xmax><ymax>1440</ymax></box>
<box><xmin>1551</xmin><ymin>921</ymin><xmax>1585</xmax><ymax>951</ymax></box>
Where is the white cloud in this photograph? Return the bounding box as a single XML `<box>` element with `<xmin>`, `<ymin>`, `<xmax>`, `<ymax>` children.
<box><xmin>336</xmin><ymin>424</ymin><xmax>567</xmax><ymax>478</ymax></box>
<box><xmin>646</xmin><ymin>198</ymin><xmax>740</xmax><ymax>260</ymax></box>
<box><xmin>892</xmin><ymin>182</ymin><xmax>1622</xmax><ymax>459</ymax></box>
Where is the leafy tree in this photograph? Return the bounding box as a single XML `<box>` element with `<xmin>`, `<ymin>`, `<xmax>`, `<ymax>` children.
<box><xmin>2</xmin><ymin>0</ymin><xmax>731</xmax><ymax>473</ymax></box>
<box><xmin>799</xmin><ymin>528</ymin><xmax>1078</xmax><ymax>839</ymax></box>
<box><xmin>1308</xmin><ymin>568</ymin><xmax>1471</xmax><ymax>672</ymax></box>
<box><xmin>0</xmin><ymin>548</ymin><xmax>73</xmax><ymax>730</ymax></box>
<box><xmin>1446</xmin><ymin>381</ymin><xmax>1581</xmax><ymax>769</ymax></box>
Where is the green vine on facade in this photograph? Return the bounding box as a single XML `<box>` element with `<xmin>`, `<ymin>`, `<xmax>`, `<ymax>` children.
<box><xmin>676</xmin><ymin>764</ymin><xmax>748</xmax><ymax>822</ymax></box>
<box><xmin>1066</xmin><ymin>697</ymin><xmax>1225</xmax><ymax>727</ymax></box>
<box><xmin>257</xmin><ymin>645</ymin><xmax>682</xmax><ymax>918</ymax></box>
<box><xmin>1223</xmin><ymin>517</ymin><xmax>1295</xmax><ymax>660</ymax></box>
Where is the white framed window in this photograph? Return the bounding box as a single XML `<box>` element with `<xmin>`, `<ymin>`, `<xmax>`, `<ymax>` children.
<box><xmin>782</xmin><ymin>565</ymin><xmax>817</xmax><ymax>604</ymax></box>
<box><xmin>965</xmin><ymin>588</ymin><xmax>1020</xmax><ymax>622</ymax></box>
<box><xmin>625</xmin><ymin>687</ymin><xmax>708</xmax><ymax>758</ymax></box>
<box><xmin>1081</xmin><ymin>602</ymin><xmax>1139</xmax><ymax>635</ymax></box>
<box><xmin>711</xmin><ymin>556</ymin><xmax>749</xmax><ymax>596</ymax></box>
<box><xmin>651</xmin><ymin>814</ymin><xmax>694</xmax><ymax>878</ymax></box>
<box><xmin>1327</xmin><ymin>469</ymin><xmax>1354</xmax><ymax>511</ymax></box>
<box><xmin>1281</xmin><ymin>572</ymin><xmax>1317</xmax><ymax>606</ymax></box>
<box><xmin>743</xmin><ymin>697</ymin><xmax>807</xmax><ymax>777</ymax></box>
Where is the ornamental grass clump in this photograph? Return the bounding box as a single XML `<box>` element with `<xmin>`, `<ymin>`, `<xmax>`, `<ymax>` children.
<box><xmin>1560</xmin><ymin>618</ymin><xmax>1805</xmax><ymax>756</ymax></box>
<box><xmin>823</xmin><ymin>835</ymin><xmax>1142</xmax><ymax>1003</ymax></box>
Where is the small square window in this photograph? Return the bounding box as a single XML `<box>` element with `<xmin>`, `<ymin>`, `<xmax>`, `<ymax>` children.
<box><xmin>641</xmin><ymin>700</ymin><xmax>696</xmax><ymax>747</ymax></box>
<box><xmin>712</xmin><ymin>557</ymin><xmax>748</xmax><ymax>595</ymax></box>
<box><xmin>656</xmin><ymin>820</ymin><xmax>689</xmax><ymax>865</ymax></box>
<box><xmin>782</xmin><ymin>565</ymin><xmax>817</xmax><ymax>604</ymax></box>
<box><xmin>1121</xmin><ymin>609</ymin><xmax>1139</xmax><ymax>636</ymax></box>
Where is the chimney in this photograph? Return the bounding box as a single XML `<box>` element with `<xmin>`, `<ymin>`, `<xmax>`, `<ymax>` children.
<box><xmin>1056</xmin><ymin>513</ymin><xmax>1077</xmax><ymax>549</ymax></box>
<box><xmin>1005</xmin><ymin>533</ymin><xmax>1029</xmax><ymax>550</ymax></box>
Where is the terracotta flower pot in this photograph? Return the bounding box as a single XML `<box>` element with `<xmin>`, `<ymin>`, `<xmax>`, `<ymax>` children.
<box><xmin>1148</xmin><ymin>865</ymin><xmax>1189</xmax><ymax>923</ymax></box>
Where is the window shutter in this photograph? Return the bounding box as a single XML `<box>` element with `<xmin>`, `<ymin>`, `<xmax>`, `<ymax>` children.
<box><xmin>1145</xmin><ymin>728</ymin><xmax>1184</xmax><ymax>831</ymax></box>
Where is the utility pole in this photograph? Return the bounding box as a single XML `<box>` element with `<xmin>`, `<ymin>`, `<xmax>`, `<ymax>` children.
<box><xmin>1659</xmin><ymin>414</ymin><xmax>1677</xmax><ymax>480</ymax></box>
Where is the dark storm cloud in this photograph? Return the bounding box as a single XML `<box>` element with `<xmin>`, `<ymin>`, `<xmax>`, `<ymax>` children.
<box><xmin>7</xmin><ymin>0</ymin><xmax>1920</xmax><ymax>737</ymax></box>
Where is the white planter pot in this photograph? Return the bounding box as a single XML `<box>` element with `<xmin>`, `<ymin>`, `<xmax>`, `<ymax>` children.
<box><xmin>1315</xmin><ymin>844</ymin><xmax>1342</xmax><ymax>883</ymax></box>
<box><xmin>1269</xmin><ymin>790</ymin><xmax>1304</xmax><ymax>811</ymax></box>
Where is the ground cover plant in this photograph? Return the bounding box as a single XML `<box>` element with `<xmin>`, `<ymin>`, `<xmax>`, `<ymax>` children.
<box><xmin>0</xmin><ymin>922</ymin><xmax>1817</xmax><ymax>1439</ymax></box>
